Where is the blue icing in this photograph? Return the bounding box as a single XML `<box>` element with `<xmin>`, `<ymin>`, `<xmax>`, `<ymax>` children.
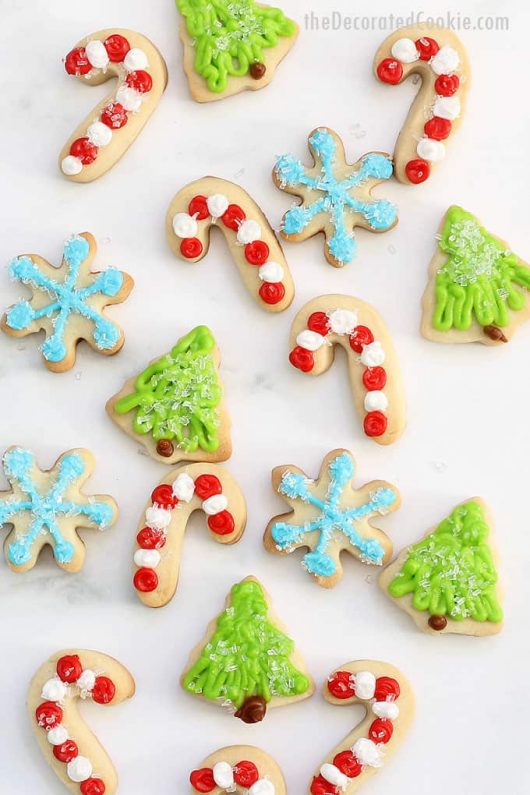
<box><xmin>328</xmin><ymin>228</ymin><xmax>356</xmax><ymax>264</ymax></box>
<box><xmin>274</xmin><ymin>154</ymin><xmax>307</xmax><ymax>187</ymax></box>
<box><xmin>361</xmin><ymin>153</ymin><xmax>394</xmax><ymax>180</ymax></box>
<box><xmin>363</xmin><ymin>199</ymin><xmax>397</xmax><ymax>231</ymax></box>
<box><xmin>5</xmin><ymin>236</ymin><xmax>124</xmax><ymax>363</ymax></box>
<box><xmin>271</xmin><ymin>453</ymin><xmax>398</xmax><ymax>579</ymax></box>
<box><xmin>0</xmin><ymin>447</ymin><xmax>113</xmax><ymax>569</ymax></box>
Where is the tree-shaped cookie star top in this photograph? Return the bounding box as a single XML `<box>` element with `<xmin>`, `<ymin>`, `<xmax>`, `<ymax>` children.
<box><xmin>0</xmin><ymin>447</ymin><xmax>117</xmax><ymax>573</ymax></box>
<box><xmin>264</xmin><ymin>449</ymin><xmax>399</xmax><ymax>588</ymax></box>
<box><xmin>1</xmin><ymin>233</ymin><xmax>133</xmax><ymax>372</ymax></box>
<box><xmin>273</xmin><ymin>127</ymin><xmax>397</xmax><ymax>267</ymax></box>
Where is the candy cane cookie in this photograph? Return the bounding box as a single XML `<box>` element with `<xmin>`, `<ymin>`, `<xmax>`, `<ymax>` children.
<box><xmin>310</xmin><ymin>661</ymin><xmax>414</xmax><ymax>794</ymax></box>
<box><xmin>374</xmin><ymin>25</ymin><xmax>470</xmax><ymax>185</ymax></box>
<box><xmin>133</xmin><ymin>464</ymin><xmax>246</xmax><ymax>607</ymax></box>
<box><xmin>166</xmin><ymin>177</ymin><xmax>294</xmax><ymax>311</ymax></box>
<box><xmin>28</xmin><ymin>650</ymin><xmax>135</xmax><ymax>795</ymax></box>
<box><xmin>190</xmin><ymin>746</ymin><xmax>286</xmax><ymax>794</ymax></box>
<box><xmin>61</xmin><ymin>29</ymin><xmax>167</xmax><ymax>182</ymax></box>
<box><xmin>288</xmin><ymin>295</ymin><xmax>405</xmax><ymax>445</ymax></box>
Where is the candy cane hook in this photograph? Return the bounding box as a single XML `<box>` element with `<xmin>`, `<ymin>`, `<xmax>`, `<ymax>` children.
<box><xmin>190</xmin><ymin>745</ymin><xmax>286</xmax><ymax>794</ymax></box>
<box><xmin>374</xmin><ymin>25</ymin><xmax>470</xmax><ymax>185</ymax></box>
<box><xmin>166</xmin><ymin>177</ymin><xmax>294</xmax><ymax>311</ymax></box>
<box><xmin>28</xmin><ymin>650</ymin><xmax>135</xmax><ymax>794</ymax></box>
<box><xmin>60</xmin><ymin>29</ymin><xmax>167</xmax><ymax>182</ymax></box>
<box><xmin>288</xmin><ymin>295</ymin><xmax>405</xmax><ymax>445</ymax></box>
<box><xmin>133</xmin><ymin>464</ymin><xmax>247</xmax><ymax>607</ymax></box>
<box><xmin>310</xmin><ymin>661</ymin><xmax>414</xmax><ymax>794</ymax></box>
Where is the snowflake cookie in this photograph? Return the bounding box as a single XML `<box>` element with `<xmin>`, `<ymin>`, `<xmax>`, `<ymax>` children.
<box><xmin>0</xmin><ymin>447</ymin><xmax>117</xmax><ymax>573</ymax></box>
<box><xmin>273</xmin><ymin>127</ymin><xmax>397</xmax><ymax>267</ymax></box>
<box><xmin>1</xmin><ymin>233</ymin><xmax>133</xmax><ymax>372</ymax></box>
<box><xmin>264</xmin><ymin>449</ymin><xmax>399</xmax><ymax>588</ymax></box>
<box><xmin>190</xmin><ymin>745</ymin><xmax>286</xmax><ymax>794</ymax></box>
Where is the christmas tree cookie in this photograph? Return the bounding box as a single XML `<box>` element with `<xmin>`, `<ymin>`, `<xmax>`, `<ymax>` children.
<box><xmin>380</xmin><ymin>498</ymin><xmax>503</xmax><ymax>636</ymax></box>
<box><xmin>107</xmin><ymin>326</ymin><xmax>231</xmax><ymax>465</ymax></box>
<box><xmin>176</xmin><ymin>0</ymin><xmax>299</xmax><ymax>102</ymax></box>
<box><xmin>181</xmin><ymin>577</ymin><xmax>314</xmax><ymax>722</ymax></box>
<box><xmin>421</xmin><ymin>206</ymin><xmax>530</xmax><ymax>344</ymax></box>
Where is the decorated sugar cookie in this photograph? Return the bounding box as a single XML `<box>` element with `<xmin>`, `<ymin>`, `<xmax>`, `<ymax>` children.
<box><xmin>289</xmin><ymin>295</ymin><xmax>405</xmax><ymax>444</ymax></box>
<box><xmin>310</xmin><ymin>661</ymin><xmax>414</xmax><ymax>794</ymax></box>
<box><xmin>0</xmin><ymin>447</ymin><xmax>117</xmax><ymax>574</ymax></box>
<box><xmin>374</xmin><ymin>26</ymin><xmax>469</xmax><ymax>185</ymax></box>
<box><xmin>273</xmin><ymin>128</ymin><xmax>397</xmax><ymax>266</ymax></box>
<box><xmin>421</xmin><ymin>206</ymin><xmax>530</xmax><ymax>344</ymax></box>
<box><xmin>380</xmin><ymin>498</ymin><xmax>503</xmax><ymax>636</ymax></box>
<box><xmin>61</xmin><ymin>29</ymin><xmax>167</xmax><ymax>181</ymax></box>
<box><xmin>1</xmin><ymin>234</ymin><xmax>133</xmax><ymax>373</ymax></box>
<box><xmin>176</xmin><ymin>0</ymin><xmax>299</xmax><ymax>102</ymax></box>
<box><xmin>182</xmin><ymin>577</ymin><xmax>314</xmax><ymax>721</ymax></box>
<box><xmin>264</xmin><ymin>449</ymin><xmax>399</xmax><ymax>588</ymax></box>
<box><xmin>166</xmin><ymin>177</ymin><xmax>294</xmax><ymax>311</ymax></box>
<box><xmin>107</xmin><ymin>326</ymin><xmax>231</xmax><ymax>464</ymax></box>
<box><xmin>133</xmin><ymin>464</ymin><xmax>246</xmax><ymax>606</ymax></box>
<box><xmin>28</xmin><ymin>649</ymin><xmax>135</xmax><ymax>794</ymax></box>
<box><xmin>190</xmin><ymin>746</ymin><xmax>285</xmax><ymax>794</ymax></box>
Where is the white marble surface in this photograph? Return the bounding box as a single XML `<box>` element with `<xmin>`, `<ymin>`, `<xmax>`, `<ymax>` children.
<box><xmin>1</xmin><ymin>0</ymin><xmax>529</xmax><ymax>792</ymax></box>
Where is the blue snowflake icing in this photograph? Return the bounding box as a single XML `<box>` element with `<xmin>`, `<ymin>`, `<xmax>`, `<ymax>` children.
<box><xmin>0</xmin><ymin>448</ymin><xmax>113</xmax><ymax>567</ymax></box>
<box><xmin>275</xmin><ymin>129</ymin><xmax>396</xmax><ymax>264</ymax></box>
<box><xmin>6</xmin><ymin>235</ymin><xmax>124</xmax><ymax>363</ymax></box>
<box><xmin>271</xmin><ymin>452</ymin><xmax>397</xmax><ymax>577</ymax></box>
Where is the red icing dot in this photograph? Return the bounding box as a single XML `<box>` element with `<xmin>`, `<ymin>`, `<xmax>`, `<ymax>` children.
<box><xmin>333</xmin><ymin>750</ymin><xmax>362</xmax><ymax>778</ymax></box>
<box><xmin>327</xmin><ymin>670</ymin><xmax>355</xmax><ymax>699</ymax></box>
<box><xmin>80</xmin><ymin>779</ymin><xmax>106</xmax><ymax>795</ymax></box>
<box><xmin>289</xmin><ymin>345</ymin><xmax>314</xmax><ymax>373</ymax></box>
<box><xmin>259</xmin><ymin>282</ymin><xmax>285</xmax><ymax>305</ymax></box>
<box><xmin>133</xmin><ymin>567</ymin><xmax>158</xmax><ymax>592</ymax></box>
<box><xmin>234</xmin><ymin>761</ymin><xmax>259</xmax><ymax>787</ymax></box>
<box><xmin>435</xmin><ymin>73</ymin><xmax>460</xmax><ymax>97</ymax></box>
<box><xmin>65</xmin><ymin>47</ymin><xmax>91</xmax><ymax>76</ymax></box>
<box><xmin>208</xmin><ymin>510</ymin><xmax>235</xmax><ymax>535</ymax></box>
<box><xmin>92</xmin><ymin>676</ymin><xmax>116</xmax><ymax>704</ymax></box>
<box><xmin>125</xmin><ymin>70</ymin><xmax>153</xmax><ymax>93</ymax></box>
<box><xmin>364</xmin><ymin>411</ymin><xmax>388</xmax><ymax>438</ymax></box>
<box><xmin>424</xmin><ymin>116</ymin><xmax>452</xmax><ymax>141</ymax></box>
<box><xmin>349</xmin><ymin>325</ymin><xmax>374</xmax><ymax>353</ymax></box>
<box><xmin>310</xmin><ymin>774</ymin><xmax>339</xmax><ymax>795</ymax></box>
<box><xmin>36</xmin><ymin>702</ymin><xmax>63</xmax><ymax>729</ymax></box>
<box><xmin>194</xmin><ymin>474</ymin><xmax>222</xmax><ymax>499</ymax></box>
<box><xmin>151</xmin><ymin>484</ymin><xmax>178</xmax><ymax>508</ymax></box>
<box><xmin>222</xmin><ymin>204</ymin><xmax>246</xmax><ymax>231</ymax></box>
<box><xmin>307</xmin><ymin>311</ymin><xmax>329</xmax><ymax>336</ymax></box>
<box><xmin>180</xmin><ymin>238</ymin><xmax>203</xmax><ymax>258</ymax></box>
<box><xmin>100</xmin><ymin>103</ymin><xmax>128</xmax><ymax>129</ymax></box>
<box><xmin>374</xmin><ymin>676</ymin><xmax>400</xmax><ymax>701</ymax></box>
<box><xmin>377</xmin><ymin>58</ymin><xmax>403</xmax><ymax>84</ymax></box>
<box><xmin>104</xmin><ymin>34</ymin><xmax>130</xmax><ymax>62</ymax></box>
<box><xmin>363</xmin><ymin>366</ymin><xmax>387</xmax><ymax>391</ymax></box>
<box><xmin>70</xmin><ymin>138</ymin><xmax>98</xmax><ymax>165</ymax></box>
<box><xmin>415</xmin><ymin>36</ymin><xmax>440</xmax><ymax>60</ymax></box>
<box><xmin>405</xmin><ymin>158</ymin><xmax>430</xmax><ymax>184</ymax></box>
<box><xmin>53</xmin><ymin>740</ymin><xmax>78</xmax><ymax>763</ymax></box>
<box><xmin>56</xmin><ymin>654</ymin><xmax>83</xmax><ymax>684</ymax></box>
<box><xmin>369</xmin><ymin>717</ymin><xmax>394</xmax><ymax>744</ymax></box>
<box><xmin>190</xmin><ymin>768</ymin><xmax>216</xmax><ymax>793</ymax></box>
<box><xmin>188</xmin><ymin>195</ymin><xmax>209</xmax><ymax>220</ymax></box>
<box><xmin>245</xmin><ymin>240</ymin><xmax>270</xmax><ymax>265</ymax></box>
<box><xmin>137</xmin><ymin>526</ymin><xmax>166</xmax><ymax>550</ymax></box>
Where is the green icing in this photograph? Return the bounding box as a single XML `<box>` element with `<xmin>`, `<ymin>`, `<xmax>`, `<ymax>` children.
<box><xmin>183</xmin><ymin>580</ymin><xmax>310</xmax><ymax>707</ymax></box>
<box><xmin>114</xmin><ymin>325</ymin><xmax>221</xmax><ymax>453</ymax></box>
<box><xmin>388</xmin><ymin>501</ymin><xmax>502</xmax><ymax>623</ymax></box>
<box><xmin>432</xmin><ymin>206</ymin><xmax>530</xmax><ymax>331</ymax></box>
<box><xmin>177</xmin><ymin>0</ymin><xmax>296</xmax><ymax>93</ymax></box>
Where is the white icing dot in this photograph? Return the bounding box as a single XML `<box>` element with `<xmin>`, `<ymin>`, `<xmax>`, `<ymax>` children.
<box><xmin>145</xmin><ymin>506</ymin><xmax>172</xmax><ymax>530</ymax></box>
<box><xmin>236</xmin><ymin>219</ymin><xmax>261</xmax><ymax>244</ymax></box>
<box><xmin>85</xmin><ymin>39</ymin><xmax>109</xmax><ymax>69</ymax></box>
<box><xmin>76</xmin><ymin>669</ymin><xmax>96</xmax><ymax>692</ymax></box>
<box><xmin>433</xmin><ymin>95</ymin><xmax>461</xmax><ymax>120</ymax></box>
<box><xmin>373</xmin><ymin>701</ymin><xmax>400</xmax><ymax>720</ymax></box>
<box><xmin>61</xmin><ymin>155</ymin><xmax>83</xmax><ymax>176</ymax></box>
<box><xmin>87</xmin><ymin>121</ymin><xmax>113</xmax><ymax>147</ymax></box>
<box><xmin>352</xmin><ymin>738</ymin><xmax>384</xmax><ymax>768</ymax></box>
<box><xmin>431</xmin><ymin>45</ymin><xmax>460</xmax><ymax>75</ymax></box>
<box><xmin>328</xmin><ymin>308</ymin><xmax>358</xmax><ymax>335</ymax></box>
<box><xmin>417</xmin><ymin>137</ymin><xmax>445</xmax><ymax>162</ymax></box>
<box><xmin>213</xmin><ymin>761</ymin><xmax>234</xmax><ymax>789</ymax></box>
<box><xmin>391</xmin><ymin>37</ymin><xmax>419</xmax><ymax>63</ymax></box>
<box><xmin>172</xmin><ymin>473</ymin><xmax>195</xmax><ymax>502</ymax></box>
<box><xmin>207</xmin><ymin>193</ymin><xmax>229</xmax><ymax>218</ymax></box>
<box><xmin>41</xmin><ymin>677</ymin><xmax>68</xmax><ymax>702</ymax></box>
<box><xmin>115</xmin><ymin>85</ymin><xmax>142</xmax><ymax>112</ymax></box>
<box><xmin>258</xmin><ymin>261</ymin><xmax>284</xmax><ymax>283</ymax></box>
<box><xmin>296</xmin><ymin>329</ymin><xmax>326</xmax><ymax>352</ymax></box>
<box><xmin>47</xmin><ymin>725</ymin><xmax>69</xmax><ymax>746</ymax></box>
<box><xmin>354</xmin><ymin>670</ymin><xmax>376</xmax><ymax>700</ymax></box>
<box><xmin>249</xmin><ymin>780</ymin><xmax>275</xmax><ymax>795</ymax></box>
<box><xmin>320</xmin><ymin>763</ymin><xmax>349</xmax><ymax>787</ymax></box>
<box><xmin>134</xmin><ymin>548</ymin><xmax>161</xmax><ymax>568</ymax></box>
<box><xmin>124</xmin><ymin>47</ymin><xmax>148</xmax><ymax>72</ymax></box>
<box><xmin>67</xmin><ymin>756</ymin><xmax>93</xmax><ymax>782</ymax></box>
<box><xmin>364</xmin><ymin>390</ymin><xmax>389</xmax><ymax>412</ymax></box>
<box><xmin>360</xmin><ymin>341</ymin><xmax>385</xmax><ymax>368</ymax></box>
<box><xmin>202</xmin><ymin>494</ymin><xmax>228</xmax><ymax>515</ymax></box>
<box><xmin>172</xmin><ymin>212</ymin><xmax>198</xmax><ymax>238</ymax></box>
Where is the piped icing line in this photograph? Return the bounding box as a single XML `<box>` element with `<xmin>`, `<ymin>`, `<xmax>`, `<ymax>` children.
<box><xmin>374</xmin><ymin>26</ymin><xmax>469</xmax><ymax>184</ymax></box>
<box><xmin>166</xmin><ymin>177</ymin><xmax>294</xmax><ymax>311</ymax></box>
<box><xmin>190</xmin><ymin>759</ymin><xmax>275</xmax><ymax>793</ymax></box>
<box><xmin>60</xmin><ymin>29</ymin><xmax>167</xmax><ymax>182</ymax></box>
<box><xmin>29</xmin><ymin>650</ymin><xmax>135</xmax><ymax>795</ymax></box>
<box><xmin>133</xmin><ymin>465</ymin><xmax>246</xmax><ymax>607</ymax></box>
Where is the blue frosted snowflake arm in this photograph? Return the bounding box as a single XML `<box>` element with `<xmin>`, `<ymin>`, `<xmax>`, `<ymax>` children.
<box><xmin>358</xmin><ymin>199</ymin><xmax>397</xmax><ymax>231</ymax></box>
<box><xmin>271</xmin><ymin>521</ymin><xmax>304</xmax><ymax>548</ymax></box>
<box><xmin>304</xmin><ymin>550</ymin><xmax>337</xmax><ymax>576</ymax></box>
<box><xmin>3</xmin><ymin>448</ymin><xmax>39</xmax><ymax>498</ymax></box>
<box><xmin>9</xmin><ymin>256</ymin><xmax>57</xmax><ymax>294</ymax></box>
<box><xmin>0</xmin><ymin>499</ymin><xmax>32</xmax><ymax>523</ymax></box>
<box><xmin>327</xmin><ymin>453</ymin><xmax>355</xmax><ymax>505</ymax></box>
<box><xmin>275</xmin><ymin>155</ymin><xmax>307</xmax><ymax>187</ymax></box>
<box><xmin>69</xmin><ymin>300</ymin><xmax>121</xmax><ymax>351</ymax></box>
<box><xmin>60</xmin><ymin>500</ymin><xmax>114</xmax><ymax>527</ymax></box>
<box><xmin>283</xmin><ymin>197</ymin><xmax>328</xmax><ymax>235</ymax></box>
<box><xmin>309</xmin><ymin>128</ymin><xmax>337</xmax><ymax>173</ymax></box>
<box><xmin>41</xmin><ymin>305</ymin><xmax>71</xmax><ymax>362</ymax></box>
<box><xmin>278</xmin><ymin>472</ymin><xmax>312</xmax><ymax>501</ymax></box>
<box><xmin>80</xmin><ymin>269</ymin><xmax>124</xmax><ymax>299</ymax></box>
<box><xmin>344</xmin><ymin>487</ymin><xmax>398</xmax><ymax>521</ymax></box>
<box><xmin>343</xmin><ymin>153</ymin><xmax>394</xmax><ymax>186</ymax></box>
